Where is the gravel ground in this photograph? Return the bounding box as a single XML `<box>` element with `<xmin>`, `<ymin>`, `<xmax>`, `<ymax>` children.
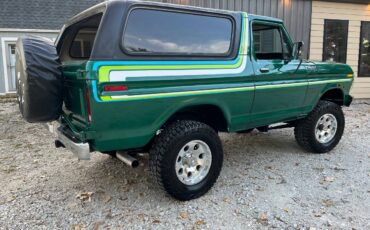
<box><xmin>0</xmin><ymin>100</ymin><xmax>369</xmax><ymax>229</ymax></box>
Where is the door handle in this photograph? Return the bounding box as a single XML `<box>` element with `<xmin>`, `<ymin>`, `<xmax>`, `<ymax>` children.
<box><xmin>259</xmin><ymin>68</ymin><xmax>270</xmax><ymax>73</ymax></box>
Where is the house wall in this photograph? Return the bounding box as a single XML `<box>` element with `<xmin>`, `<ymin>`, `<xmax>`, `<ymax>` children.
<box><xmin>310</xmin><ymin>1</ymin><xmax>370</xmax><ymax>98</ymax></box>
<box><xmin>0</xmin><ymin>30</ymin><xmax>58</xmax><ymax>94</ymax></box>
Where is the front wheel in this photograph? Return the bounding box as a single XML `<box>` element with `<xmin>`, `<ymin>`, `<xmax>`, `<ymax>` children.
<box><xmin>294</xmin><ymin>100</ymin><xmax>345</xmax><ymax>153</ymax></box>
<box><xmin>149</xmin><ymin>120</ymin><xmax>223</xmax><ymax>201</ymax></box>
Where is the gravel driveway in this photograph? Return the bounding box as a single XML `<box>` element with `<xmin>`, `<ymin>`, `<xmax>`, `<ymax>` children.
<box><xmin>0</xmin><ymin>100</ymin><xmax>369</xmax><ymax>229</ymax></box>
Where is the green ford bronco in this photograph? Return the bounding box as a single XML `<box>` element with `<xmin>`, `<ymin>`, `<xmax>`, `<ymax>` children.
<box><xmin>16</xmin><ymin>0</ymin><xmax>354</xmax><ymax>200</ymax></box>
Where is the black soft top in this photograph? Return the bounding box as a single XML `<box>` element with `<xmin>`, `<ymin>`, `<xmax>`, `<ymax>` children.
<box><xmin>66</xmin><ymin>0</ymin><xmax>243</xmax><ymax>26</ymax></box>
<box><xmin>59</xmin><ymin>0</ymin><xmax>244</xmax><ymax>61</ymax></box>
<box><xmin>63</xmin><ymin>0</ymin><xmax>283</xmax><ymax>28</ymax></box>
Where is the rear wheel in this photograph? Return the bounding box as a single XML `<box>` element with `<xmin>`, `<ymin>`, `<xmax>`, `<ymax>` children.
<box><xmin>149</xmin><ymin>120</ymin><xmax>223</xmax><ymax>201</ymax></box>
<box><xmin>294</xmin><ymin>101</ymin><xmax>345</xmax><ymax>153</ymax></box>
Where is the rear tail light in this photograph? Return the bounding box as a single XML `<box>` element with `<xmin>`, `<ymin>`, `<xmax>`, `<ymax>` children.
<box><xmin>85</xmin><ymin>87</ymin><xmax>92</xmax><ymax>123</ymax></box>
<box><xmin>104</xmin><ymin>85</ymin><xmax>128</xmax><ymax>92</ymax></box>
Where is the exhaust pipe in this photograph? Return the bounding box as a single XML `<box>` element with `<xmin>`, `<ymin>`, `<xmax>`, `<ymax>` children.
<box><xmin>116</xmin><ymin>152</ymin><xmax>139</xmax><ymax>168</ymax></box>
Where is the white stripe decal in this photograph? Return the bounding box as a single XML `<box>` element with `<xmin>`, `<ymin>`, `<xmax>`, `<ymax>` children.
<box><xmin>109</xmin><ymin>56</ymin><xmax>248</xmax><ymax>82</ymax></box>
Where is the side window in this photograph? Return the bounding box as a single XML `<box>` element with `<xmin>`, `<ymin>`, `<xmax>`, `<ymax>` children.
<box><xmin>123</xmin><ymin>9</ymin><xmax>233</xmax><ymax>56</ymax></box>
<box><xmin>252</xmin><ymin>23</ymin><xmax>291</xmax><ymax>60</ymax></box>
<box><xmin>70</xmin><ymin>28</ymin><xmax>97</xmax><ymax>58</ymax></box>
<box><xmin>59</xmin><ymin>13</ymin><xmax>103</xmax><ymax>61</ymax></box>
<box><xmin>322</xmin><ymin>19</ymin><xmax>348</xmax><ymax>63</ymax></box>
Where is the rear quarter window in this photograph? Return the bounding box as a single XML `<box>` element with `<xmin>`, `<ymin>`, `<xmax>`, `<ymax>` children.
<box><xmin>70</xmin><ymin>28</ymin><xmax>97</xmax><ymax>58</ymax></box>
<box><xmin>122</xmin><ymin>8</ymin><xmax>234</xmax><ymax>57</ymax></box>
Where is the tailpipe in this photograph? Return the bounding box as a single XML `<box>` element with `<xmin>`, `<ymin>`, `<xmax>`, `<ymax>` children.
<box><xmin>116</xmin><ymin>152</ymin><xmax>139</xmax><ymax>168</ymax></box>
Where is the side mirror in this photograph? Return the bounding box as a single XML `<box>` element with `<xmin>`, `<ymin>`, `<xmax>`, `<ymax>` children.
<box><xmin>292</xmin><ymin>41</ymin><xmax>304</xmax><ymax>59</ymax></box>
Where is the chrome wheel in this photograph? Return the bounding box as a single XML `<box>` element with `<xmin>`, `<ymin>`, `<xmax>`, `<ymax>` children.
<box><xmin>315</xmin><ymin>113</ymin><xmax>337</xmax><ymax>143</ymax></box>
<box><xmin>175</xmin><ymin>140</ymin><xmax>212</xmax><ymax>186</ymax></box>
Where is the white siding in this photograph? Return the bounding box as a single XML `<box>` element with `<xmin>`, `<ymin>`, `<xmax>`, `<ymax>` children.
<box><xmin>310</xmin><ymin>1</ymin><xmax>370</xmax><ymax>98</ymax></box>
<box><xmin>0</xmin><ymin>30</ymin><xmax>58</xmax><ymax>94</ymax></box>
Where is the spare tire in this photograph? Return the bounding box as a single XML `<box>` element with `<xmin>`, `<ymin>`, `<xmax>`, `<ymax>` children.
<box><xmin>16</xmin><ymin>36</ymin><xmax>63</xmax><ymax>123</ymax></box>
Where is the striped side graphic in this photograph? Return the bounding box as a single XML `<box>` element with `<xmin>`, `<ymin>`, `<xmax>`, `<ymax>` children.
<box><xmin>91</xmin><ymin>78</ymin><xmax>353</xmax><ymax>102</ymax></box>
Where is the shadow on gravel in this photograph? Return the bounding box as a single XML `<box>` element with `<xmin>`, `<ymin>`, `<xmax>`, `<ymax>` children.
<box><xmin>75</xmin><ymin>130</ymin><xmax>308</xmax><ymax>201</ymax></box>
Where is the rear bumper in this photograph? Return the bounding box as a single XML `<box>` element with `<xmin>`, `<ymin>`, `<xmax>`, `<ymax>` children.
<box><xmin>44</xmin><ymin>122</ymin><xmax>91</xmax><ymax>160</ymax></box>
<box><xmin>56</xmin><ymin>128</ymin><xmax>91</xmax><ymax>160</ymax></box>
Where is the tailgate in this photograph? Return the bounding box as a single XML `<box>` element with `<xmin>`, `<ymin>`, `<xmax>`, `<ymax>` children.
<box><xmin>62</xmin><ymin>61</ymin><xmax>89</xmax><ymax>129</ymax></box>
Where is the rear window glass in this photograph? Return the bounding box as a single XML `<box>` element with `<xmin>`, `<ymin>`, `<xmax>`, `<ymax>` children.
<box><xmin>70</xmin><ymin>28</ymin><xmax>97</xmax><ymax>58</ymax></box>
<box><xmin>123</xmin><ymin>9</ymin><xmax>233</xmax><ymax>56</ymax></box>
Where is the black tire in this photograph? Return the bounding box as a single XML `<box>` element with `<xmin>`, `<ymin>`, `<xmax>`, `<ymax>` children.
<box><xmin>16</xmin><ymin>36</ymin><xmax>63</xmax><ymax>123</ymax></box>
<box><xmin>294</xmin><ymin>100</ymin><xmax>345</xmax><ymax>153</ymax></box>
<box><xmin>149</xmin><ymin>120</ymin><xmax>223</xmax><ymax>201</ymax></box>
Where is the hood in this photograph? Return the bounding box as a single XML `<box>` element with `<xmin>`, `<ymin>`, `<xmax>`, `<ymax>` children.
<box><xmin>310</xmin><ymin>61</ymin><xmax>354</xmax><ymax>75</ymax></box>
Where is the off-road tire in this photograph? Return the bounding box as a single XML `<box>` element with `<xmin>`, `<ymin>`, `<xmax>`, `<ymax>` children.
<box><xmin>149</xmin><ymin>120</ymin><xmax>223</xmax><ymax>201</ymax></box>
<box><xmin>294</xmin><ymin>100</ymin><xmax>345</xmax><ymax>153</ymax></box>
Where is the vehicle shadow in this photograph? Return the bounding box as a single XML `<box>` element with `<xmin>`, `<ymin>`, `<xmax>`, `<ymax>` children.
<box><xmin>75</xmin><ymin>129</ymin><xmax>306</xmax><ymax>203</ymax></box>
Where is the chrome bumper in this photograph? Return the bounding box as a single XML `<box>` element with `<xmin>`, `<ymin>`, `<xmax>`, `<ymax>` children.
<box><xmin>44</xmin><ymin>122</ymin><xmax>91</xmax><ymax>160</ymax></box>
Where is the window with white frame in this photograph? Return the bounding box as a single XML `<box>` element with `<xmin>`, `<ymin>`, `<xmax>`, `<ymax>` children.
<box><xmin>358</xmin><ymin>21</ymin><xmax>370</xmax><ymax>77</ymax></box>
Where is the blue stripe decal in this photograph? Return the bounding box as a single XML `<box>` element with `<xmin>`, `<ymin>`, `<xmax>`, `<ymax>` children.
<box><xmin>92</xmin><ymin>80</ymin><xmax>102</xmax><ymax>102</ymax></box>
<box><xmin>92</xmin><ymin>57</ymin><xmax>242</xmax><ymax>71</ymax></box>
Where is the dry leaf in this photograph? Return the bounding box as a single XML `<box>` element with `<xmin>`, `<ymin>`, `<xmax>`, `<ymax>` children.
<box><xmin>72</xmin><ymin>224</ymin><xmax>83</xmax><ymax>230</ymax></box>
<box><xmin>76</xmin><ymin>192</ymin><xmax>93</xmax><ymax>202</ymax></box>
<box><xmin>259</xmin><ymin>213</ymin><xmax>268</xmax><ymax>221</ymax></box>
<box><xmin>102</xmin><ymin>194</ymin><xmax>112</xmax><ymax>204</ymax></box>
<box><xmin>258</xmin><ymin>212</ymin><xmax>269</xmax><ymax>225</ymax></box>
<box><xmin>92</xmin><ymin>221</ymin><xmax>104</xmax><ymax>230</ymax></box>
<box><xmin>67</xmin><ymin>202</ymin><xmax>78</xmax><ymax>209</ymax></box>
<box><xmin>322</xmin><ymin>199</ymin><xmax>335</xmax><ymax>207</ymax></box>
<box><xmin>195</xmin><ymin>220</ymin><xmax>206</xmax><ymax>225</ymax></box>
<box><xmin>324</xmin><ymin>176</ymin><xmax>335</xmax><ymax>182</ymax></box>
<box><xmin>179</xmin><ymin>211</ymin><xmax>189</xmax><ymax>219</ymax></box>
<box><xmin>152</xmin><ymin>219</ymin><xmax>161</xmax><ymax>224</ymax></box>
<box><xmin>6</xmin><ymin>195</ymin><xmax>16</xmax><ymax>203</ymax></box>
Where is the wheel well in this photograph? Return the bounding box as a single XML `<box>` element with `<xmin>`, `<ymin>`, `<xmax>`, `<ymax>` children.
<box><xmin>320</xmin><ymin>88</ymin><xmax>344</xmax><ymax>105</ymax></box>
<box><xmin>164</xmin><ymin>105</ymin><xmax>229</xmax><ymax>132</ymax></box>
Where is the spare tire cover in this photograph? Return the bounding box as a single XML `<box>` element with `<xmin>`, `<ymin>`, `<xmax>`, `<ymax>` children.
<box><xmin>16</xmin><ymin>36</ymin><xmax>63</xmax><ymax>123</ymax></box>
